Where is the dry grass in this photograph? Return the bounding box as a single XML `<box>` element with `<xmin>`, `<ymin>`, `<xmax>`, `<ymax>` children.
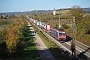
<box><xmin>56</xmin><ymin>10</ymin><xmax>69</xmax><ymax>14</ymax></box>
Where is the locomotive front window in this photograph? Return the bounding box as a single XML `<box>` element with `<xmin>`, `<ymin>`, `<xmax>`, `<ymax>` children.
<box><xmin>59</xmin><ymin>32</ymin><xmax>66</xmax><ymax>35</ymax></box>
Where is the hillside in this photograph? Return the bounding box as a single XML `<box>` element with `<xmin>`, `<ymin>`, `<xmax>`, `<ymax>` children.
<box><xmin>56</xmin><ymin>10</ymin><xmax>69</xmax><ymax>15</ymax></box>
<box><xmin>56</xmin><ymin>9</ymin><xmax>90</xmax><ymax>46</ymax></box>
<box><xmin>0</xmin><ymin>8</ymin><xmax>90</xmax><ymax>16</ymax></box>
<box><xmin>29</xmin><ymin>8</ymin><xmax>90</xmax><ymax>46</ymax></box>
<box><xmin>0</xmin><ymin>10</ymin><xmax>52</xmax><ymax>16</ymax></box>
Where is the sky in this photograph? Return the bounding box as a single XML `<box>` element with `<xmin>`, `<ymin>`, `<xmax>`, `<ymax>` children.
<box><xmin>0</xmin><ymin>0</ymin><xmax>90</xmax><ymax>13</ymax></box>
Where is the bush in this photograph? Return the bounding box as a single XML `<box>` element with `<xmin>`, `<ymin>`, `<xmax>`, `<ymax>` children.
<box><xmin>83</xmin><ymin>23</ymin><xmax>90</xmax><ymax>34</ymax></box>
<box><xmin>0</xmin><ymin>19</ymin><xmax>11</xmax><ymax>25</ymax></box>
<box><xmin>0</xmin><ymin>42</ymin><xmax>7</xmax><ymax>58</ymax></box>
<box><xmin>61</xmin><ymin>24</ymin><xmax>70</xmax><ymax>29</ymax></box>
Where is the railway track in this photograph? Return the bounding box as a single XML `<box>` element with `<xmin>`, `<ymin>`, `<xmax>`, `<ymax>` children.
<box><xmin>28</xmin><ymin>20</ymin><xmax>90</xmax><ymax>60</ymax></box>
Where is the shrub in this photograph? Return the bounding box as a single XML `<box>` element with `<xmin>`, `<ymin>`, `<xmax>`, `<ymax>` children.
<box><xmin>82</xmin><ymin>23</ymin><xmax>90</xmax><ymax>34</ymax></box>
<box><xmin>61</xmin><ymin>24</ymin><xmax>70</xmax><ymax>29</ymax></box>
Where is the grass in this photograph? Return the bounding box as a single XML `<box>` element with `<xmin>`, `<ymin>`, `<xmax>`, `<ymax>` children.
<box><xmin>7</xmin><ymin>26</ymin><xmax>40</xmax><ymax>60</ymax></box>
<box><xmin>56</xmin><ymin>10</ymin><xmax>69</xmax><ymax>14</ymax></box>
<box><xmin>30</xmin><ymin>22</ymin><xmax>69</xmax><ymax>60</ymax></box>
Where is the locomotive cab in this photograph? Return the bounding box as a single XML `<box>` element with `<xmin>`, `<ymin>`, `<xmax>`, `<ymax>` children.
<box><xmin>59</xmin><ymin>31</ymin><xmax>66</xmax><ymax>41</ymax></box>
<box><xmin>51</xmin><ymin>28</ymin><xmax>66</xmax><ymax>41</ymax></box>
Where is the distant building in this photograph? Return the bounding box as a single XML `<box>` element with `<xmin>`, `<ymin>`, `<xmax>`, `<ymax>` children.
<box><xmin>53</xmin><ymin>8</ymin><xmax>56</xmax><ymax>16</ymax></box>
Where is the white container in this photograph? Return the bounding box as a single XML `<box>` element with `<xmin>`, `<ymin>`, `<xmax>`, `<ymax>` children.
<box><xmin>34</xmin><ymin>20</ymin><xmax>36</xmax><ymax>23</ymax></box>
<box><xmin>40</xmin><ymin>22</ymin><xmax>42</xmax><ymax>26</ymax></box>
<box><xmin>41</xmin><ymin>23</ymin><xmax>45</xmax><ymax>29</ymax></box>
<box><xmin>37</xmin><ymin>21</ymin><xmax>40</xmax><ymax>26</ymax></box>
<box><xmin>34</xmin><ymin>20</ymin><xmax>38</xmax><ymax>24</ymax></box>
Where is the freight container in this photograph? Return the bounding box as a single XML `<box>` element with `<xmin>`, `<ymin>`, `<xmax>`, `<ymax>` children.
<box><xmin>44</xmin><ymin>24</ymin><xmax>51</xmax><ymax>31</ymax></box>
<box><xmin>36</xmin><ymin>21</ymin><xmax>40</xmax><ymax>26</ymax></box>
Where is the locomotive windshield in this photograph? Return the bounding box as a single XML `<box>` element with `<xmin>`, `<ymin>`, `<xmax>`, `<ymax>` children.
<box><xmin>59</xmin><ymin>32</ymin><xmax>66</xmax><ymax>35</ymax></box>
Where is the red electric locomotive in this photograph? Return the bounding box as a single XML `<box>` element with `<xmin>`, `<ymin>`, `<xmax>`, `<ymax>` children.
<box><xmin>51</xmin><ymin>28</ymin><xmax>66</xmax><ymax>41</ymax></box>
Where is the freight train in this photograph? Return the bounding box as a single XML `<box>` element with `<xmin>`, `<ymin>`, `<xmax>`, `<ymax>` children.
<box><xmin>27</xmin><ymin>17</ymin><xmax>66</xmax><ymax>41</ymax></box>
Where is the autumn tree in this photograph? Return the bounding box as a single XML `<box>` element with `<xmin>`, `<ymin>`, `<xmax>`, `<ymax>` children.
<box><xmin>5</xmin><ymin>27</ymin><xmax>17</xmax><ymax>52</ymax></box>
<box><xmin>69</xmin><ymin>6</ymin><xmax>84</xmax><ymax>23</ymax></box>
<box><xmin>3</xmin><ymin>16</ymin><xmax>27</xmax><ymax>53</ymax></box>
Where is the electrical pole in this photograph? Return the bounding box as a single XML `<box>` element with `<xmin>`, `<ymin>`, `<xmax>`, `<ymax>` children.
<box><xmin>59</xmin><ymin>14</ymin><xmax>60</xmax><ymax>28</ymax></box>
<box><xmin>40</xmin><ymin>16</ymin><xmax>41</xmax><ymax>28</ymax></box>
<box><xmin>33</xmin><ymin>15</ymin><xmax>34</xmax><ymax>19</ymax></box>
<box><xmin>53</xmin><ymin>8</ymin><xmax>55</xmax><ymax>20</ymax></box>
<box><xmin>71</xmin><ymin>16</ymin><xmax>76</xmax><ymax>60</ymax></box>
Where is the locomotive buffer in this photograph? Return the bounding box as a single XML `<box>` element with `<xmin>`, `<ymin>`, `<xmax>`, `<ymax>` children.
<box><xmin>71</xmin><ymin>17</ymin><xmax>76</xmax><ymax>60</ymax></box>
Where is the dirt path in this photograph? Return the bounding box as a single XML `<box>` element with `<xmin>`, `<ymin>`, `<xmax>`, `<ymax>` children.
<box><xmin>27</xmin><ymin>21</ymin><xmax>56</xmax><ymax>60</ymax></box>
<box><xmin>33</xmin><ymin>34</ymin><xmax>56</xmax><ymax>60</ymax></box>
